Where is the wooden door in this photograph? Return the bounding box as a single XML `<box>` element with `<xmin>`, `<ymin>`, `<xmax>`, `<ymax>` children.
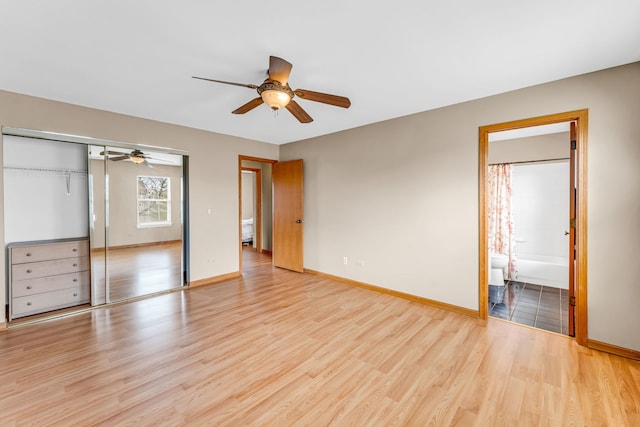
<box><xmin>568</xmin><ymin>122</ymin><xmax>577</xmax><ymax>336</ymax></box>
<box><xmin>272</xmin><ymin>159</ymin><xmax>304</xmax><ymax>272</ymax></box>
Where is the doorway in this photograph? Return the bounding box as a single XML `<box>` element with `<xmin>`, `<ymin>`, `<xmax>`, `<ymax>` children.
<box><xmin>238</xmin><ymin>156</ymin><xmax>276</xmax><ymax>273</ymax></box>
<box><xmin>238</xmin><ymin>156</ymin><xmax>305</xmax><ymax>274</ymax></box>
<box><xmin>241</xmin><ymin>168</ymin><xmax>262</xmax><ymax>252</ymax></box>
<box><xmin>479</xmin><ymin>110</ymin><xmax>588</xmax><ymax>345</ymax></box>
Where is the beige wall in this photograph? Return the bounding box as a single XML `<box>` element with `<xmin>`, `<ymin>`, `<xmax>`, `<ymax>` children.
<box><xmin>0</xmin><ymin>89</ymin><xmax>279</xmax><ymax>325</ymax></box>
<box><xmin>488</xmin><ymin>132</ymin><xmax>570</xmax><ymax>164</ymax></box>
<box><xmin>90</xmin><ymin>159</ymin><xmax>183</xmax><ymax>248</ymax></box>
<box><xmin>281</xmin><ymin>62</ymin><xmax>640</xmax><ymax>352</ymax></box>
<box><xmin>241</xmin><ymin>171</ymin><xmax>254</xmax><ymax>221</ymax></box>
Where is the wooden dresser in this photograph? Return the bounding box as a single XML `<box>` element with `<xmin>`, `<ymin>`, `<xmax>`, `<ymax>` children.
<box><xmin>8</xmin><ymin>238</ymin><xmax>90</xmax><ymax>320</ymax></box>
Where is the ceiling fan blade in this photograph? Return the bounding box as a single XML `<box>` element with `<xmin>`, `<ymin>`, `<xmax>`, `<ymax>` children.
<box><xmin>232</xmin><ymin>97</ymin><xmax>264</xmax><ymax>114</ymax></box>
<box><xmin>192</xmin><ymin>76</ymin><xmax>258</xmax><ymax>89</ymax></box>
<box><xmin>294</xmin><ymin>89</ymin><xmax>351</xmax><ymax>108</ymax></box>
<box><xmin>109</xmin><ymin>155</ymin><xmax>130</xmax><ymax>161</ymax></box>
<box><xmin>100</xmin><ymin>150</ymin><xmax>127</xmax><ymax>156</ymax></box>
<box><xmin>285</xmin><ymin>100</ymin><xmax>313</xmax><ymax>123</ymax></box>
<box><xmin>268</xmin><ymin>56</ymin><xmax>293</xmax><ymax>85</ymax></box>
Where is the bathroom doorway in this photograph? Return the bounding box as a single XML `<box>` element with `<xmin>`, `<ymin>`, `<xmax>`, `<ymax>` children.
<box><xmin>479</xmin><ymin>110</ymin><xmax>588</xmax><ymax>345</ymax></box>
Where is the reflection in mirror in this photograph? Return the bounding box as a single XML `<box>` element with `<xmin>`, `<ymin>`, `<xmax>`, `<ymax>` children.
<box><xmin>90</xmin><ymin>146</ymin><xmax>185</xmax><ymax>303</ymax></box>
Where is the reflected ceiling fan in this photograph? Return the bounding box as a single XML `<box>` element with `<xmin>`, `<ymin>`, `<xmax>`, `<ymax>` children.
<box><xmin>100</xmin><ymin>149</ymin><xmax>157</xmax><ymax>167</ymax></box>
<box><xmin>193</xmin><ymin>56</ymin><xmax>351</xmax><ymax>123</ymax></box>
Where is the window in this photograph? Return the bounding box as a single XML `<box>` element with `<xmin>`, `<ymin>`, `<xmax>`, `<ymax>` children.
<box><xmin>137</xmin><ymin>176</ymin><xmax>171</xmax><ymax>227</ymax></box>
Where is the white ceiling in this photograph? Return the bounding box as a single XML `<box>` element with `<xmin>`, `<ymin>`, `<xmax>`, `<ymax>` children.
<box><xmin>1</xmin><ymin>1</ymin><xmax>639</xmax><ymax>145</ymax></box>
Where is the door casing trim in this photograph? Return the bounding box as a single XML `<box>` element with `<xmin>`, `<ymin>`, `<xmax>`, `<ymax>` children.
<box><xmin>478</xmin><ymin>109</ymin><xmax>588</xmax><ymax>345</ymax></box>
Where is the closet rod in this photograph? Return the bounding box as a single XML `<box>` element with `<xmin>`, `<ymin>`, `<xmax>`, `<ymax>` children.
<box><xmin>3</xmin><ymin>166</ymin><xmax>88</xmax><ymax>174</ymax></box>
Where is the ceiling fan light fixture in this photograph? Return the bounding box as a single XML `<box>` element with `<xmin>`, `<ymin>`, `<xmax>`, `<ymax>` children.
<box><xmin>193</xmin><ymin>56</ymin><xmax>350</xmax><ymax>123</ymax></box>
<box><xmin>130</xmin><ymin>154</ymin><xmax>145</xmax><ymax>164</ymax></box>
<box><xmin>260</xmin><ymin>89</ymin><xmax>291</xmax><ymax>110</ymax></box>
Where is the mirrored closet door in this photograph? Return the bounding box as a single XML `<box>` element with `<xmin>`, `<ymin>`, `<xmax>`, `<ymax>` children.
<box><xmin>2</xmin><ymin>131</ymin><xmax>188</xmax><ymax>324</ymax></box>
<box><xmin>89</xmin><ymin>145</ymin><xmax>186</xmax><ymax>304</ymax></box>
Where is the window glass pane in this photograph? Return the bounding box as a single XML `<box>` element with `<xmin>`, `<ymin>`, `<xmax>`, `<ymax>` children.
<box><xmin>137</xmin><ymin>176</ymin><xmax>171</xmax><ymax>226</ymax></box>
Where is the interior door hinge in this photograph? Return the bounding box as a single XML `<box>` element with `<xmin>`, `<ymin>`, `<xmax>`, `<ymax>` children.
<box><xmin>569</xmin><ymin>296</ymin><xmax>576</xmax><ymax>306</ymax></box>
<box><xmin>571</xmin><ymin>140</ymin><xmax>577</xmax><ymax>150</ymax></box>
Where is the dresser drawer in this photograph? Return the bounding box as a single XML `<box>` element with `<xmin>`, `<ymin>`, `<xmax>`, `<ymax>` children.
<box><xmin>12</xmin><ymin>271</ymin><xmax>90</xmax><ymax>297</ymax></box>
<box><xmin>11</xmin><ymin>240</ymin><xmax>89</xmax><ymax>264</ymax></box>
<box><xmin>11</xmin><ymin>256</ymin><xmax>90</xmax><ymax>281</ymax></box>
<box><xmin>12</xmin><ymin>286</ymin><xmax>90</xmax><ymax>318</ymax></box>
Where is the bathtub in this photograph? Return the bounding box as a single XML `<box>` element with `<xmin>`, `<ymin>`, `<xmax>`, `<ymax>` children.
<box><xmin>514</xmin><ymin>254</ymin><xmax>569</xmax><ymax>289</ymax></box>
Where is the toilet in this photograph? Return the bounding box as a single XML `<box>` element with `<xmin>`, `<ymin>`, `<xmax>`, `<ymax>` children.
<box><xmin>489</xmin><ymin>253</ymin><xmax>508</xmax><ymax>304</ymax></box>
<box><xmin>489</xmin><ymin>253</ymin><xmax>508</xmax><ymax>286</ymax></box>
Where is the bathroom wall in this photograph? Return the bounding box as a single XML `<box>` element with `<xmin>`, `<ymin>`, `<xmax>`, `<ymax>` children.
<box><xmin>511</xmin><ymin>161</ymin><xmax>570</xmax><ymax>288</ymax></box>
<box><xmin>512</xmin><ymin>161</ymin><xmax>569</xmax><ymax>260</ymax></box>
<box><xmin>488</xmin><ymin>132</ymin><xmax>570</xmax><ymax>164</ymax></box>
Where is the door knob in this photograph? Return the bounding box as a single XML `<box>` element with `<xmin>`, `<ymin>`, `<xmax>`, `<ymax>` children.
<box><xmin>564</xmin><ymin>231</ymin><xmax>570</xmax><ymax>236</ymax></box>
<box><xmin>296</xmin><ymin>219</ymin><xmax>303</xmax><ymax>224</ymax></box>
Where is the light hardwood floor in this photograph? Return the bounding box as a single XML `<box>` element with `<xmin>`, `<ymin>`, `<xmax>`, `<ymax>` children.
<box><xmin>1</xmin><ymin>249</ymin><xmax>639</xmax><ymax>425</ymax></box>
<box><xmin>91</xmin><ymin>241</ymin><xmax>183</xmax><ymax>302</ymax></box>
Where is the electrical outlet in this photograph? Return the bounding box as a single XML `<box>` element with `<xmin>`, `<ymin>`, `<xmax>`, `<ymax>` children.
<box><xmin>343</xmin><ymin>257</ymin><xmax>348</xmax><ymax>265</ymax></box>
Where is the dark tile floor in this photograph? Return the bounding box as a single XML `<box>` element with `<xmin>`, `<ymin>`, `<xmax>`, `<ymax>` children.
<box><xmin>489</xmin><ymin>281</ymin><xmax>570</xmax><ymax>335</ymax></box>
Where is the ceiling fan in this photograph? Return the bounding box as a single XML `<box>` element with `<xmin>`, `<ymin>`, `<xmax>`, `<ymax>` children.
<box><xmin>100</xmin><ymin>149</ymin><xmax>156</xmax><ymax>167</ymax></box>
<box><xmin>192</xmin><ymin>56</ymin><xmax>351</xmax><ymax>123</ymax></box>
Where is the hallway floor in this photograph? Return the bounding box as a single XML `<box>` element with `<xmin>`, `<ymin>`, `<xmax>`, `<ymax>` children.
<box><xmin>489</xmin><ymin>281</ymin><xmax>570</xmax><ymax>335</ymax></box>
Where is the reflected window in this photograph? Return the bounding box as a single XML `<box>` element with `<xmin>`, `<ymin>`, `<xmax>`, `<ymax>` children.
<box><xmin>137</xmin><ymin>176</ymin><xmax>171</xmax><ymax>227</ymax></box>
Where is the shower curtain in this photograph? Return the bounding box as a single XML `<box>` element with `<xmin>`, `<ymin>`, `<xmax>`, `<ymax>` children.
<box><xmin>488</xmin><ymin>164</ymin><xmax>517</xmax><ymax>279</ymax></box>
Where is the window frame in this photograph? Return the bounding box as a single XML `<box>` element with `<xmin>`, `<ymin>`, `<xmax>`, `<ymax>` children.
<box><xmin>136</xmin><ymin>175</ymin><xmax>172</xmax><ymax>228</ymax></box>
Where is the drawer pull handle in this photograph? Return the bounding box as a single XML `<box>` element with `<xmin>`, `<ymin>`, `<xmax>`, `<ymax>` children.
<box><xmin>27</xmin><ymin>302</ymin><xmax>32</xmax><ymax>306</ymax></box>
<box><xmin>26</xmin><ymin>269</ymin><xmax>32</xmax><ymax>273</ymax></box>
<box><xmin>72</xmin><ymin>263</ymin><xmax>78</xmax><ymax>267</ymax></box>
<box><xmin>72</xmin><ymin>248</ymin><xmax>78</xmax><ymax>252</ymax></box>
<box><xmin>26</xmin><ymin>285</ymin><xmax>32</xmax><ymax>290</ymax></box>
<box><xmin>73</xmin><ymin>278</ymin><xmax>78</xmax><ymax>282</ymax></box>
<box><xmin>73</xmin><ymin>293</ymin><xmax>78</xmax><ymax>297</ymax></box>
<box><xmin>26</xmin><ymin>253</ymin><xmax>32</xmax><ymax>257</ymax></box>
